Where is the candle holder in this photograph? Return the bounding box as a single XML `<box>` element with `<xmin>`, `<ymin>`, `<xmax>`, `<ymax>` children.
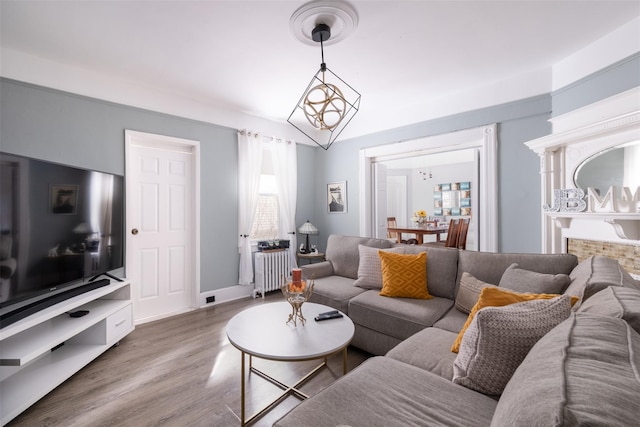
<box><xmin>281</xmin><ymin>276</ymin><xmax>314</xmax><ymax>326</ymax></box>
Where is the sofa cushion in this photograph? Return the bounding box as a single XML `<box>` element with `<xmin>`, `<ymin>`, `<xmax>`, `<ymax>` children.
<box><xmin>564</xmin><ymin>255</ymin><xmax>639</xmax><ymax>305</ymax></box>
<box><xmin>455</xmin><ymin>272</ymin><xmax>497</xmax><ymax>314</ymax></box>
<box><xmin>451</xmin><ymin>287</ymin><xmax>576</xmax><ymax>353</ymax></box>
<box><xmin>325</xmin><ymin>235</ymin><xmax>392</xmax><ymax>279</ymax></box>
<box><xmin>498</xmin><ymin>263</ymin><xmax>571</xmax><ymax>294</ymax></box>
<box><xmin>453</xmin><ymin>295</ymin><xmax>572</xmax><ymax>396</ymax></box>
<box><xmin>308</xmin><ymin>275</ymin><xmax>367</xmax><ymax>314</ymax></box>
<box><xmin>300</xmin><ymin>260</ymin><xmax>334</xmax><ymax>280</ymax></box>
<box><xmin>379</xmin><ymin>251</ymin><xmax>432</xmax><ymax>299</ymax></box>
<box><xmin>409</xmin><ymin>245</ymin><xmax>459</xmax><ymax>299</ymax></box>
<box><xmin>456</xmin><ymin>251</ymin><xmax>577</xmax><ymax>296</ymax></box>
<box><xmin>577</xmin><ymin>286</ymin><xmax>640</xmax><ymax>334</ymax></box>
<box><xmin>432</xmin><ymin>306</ymin><xmax>469</xmax><ymax>333</ymax></box>
<box><xmin>274</xmin><ymin>357</ymin><xmax>498</xmax><ymax>427</ymax></box>
<box><xmin>386</xmin><ymin>327</ymin><xmax>458</xmax><ymax>380</ymax></box>
<box><xmin>491</xmin><ymin>313</ymin><xmax>640</xmax><ymax>426</ymax></box>
<box><xmin>354</xmin><ymin>245</ymin><xmax>405</xmax><ymax>290</ymax></box>
<box><xmin>349</xmin><ymin>291</ymin><xmax>453</xmax><ymax>341</ymax></box>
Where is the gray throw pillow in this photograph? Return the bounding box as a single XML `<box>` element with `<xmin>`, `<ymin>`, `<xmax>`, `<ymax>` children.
<box><xmin>454</xmin><ymin>272</ymin><xmax>498</xmax><ymax>314</ymax></box>
<box><xmin>499</xmin><ymin>263</ymin><xmax>571</xmax><ymax>294</ymax></box>
<box><xmin>577</xmin><ymin>286</ymin><xmax>640</xmax><ymax>334</ymax></box>
<box><xmin>453</xmin><ymin>295</ymin><xmax>572</xmax><ymax>396</ymax></box>
<box><xmin>353</xmin><ymin>244</ymin><xmax>405</xmax><ymax>290</ymax></box>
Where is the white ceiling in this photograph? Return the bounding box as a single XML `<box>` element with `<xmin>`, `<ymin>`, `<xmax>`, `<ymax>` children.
<box><xmin>1</xmin><ymin>1</ymin><xmax>639</xmax><ymax>143</ymax></box>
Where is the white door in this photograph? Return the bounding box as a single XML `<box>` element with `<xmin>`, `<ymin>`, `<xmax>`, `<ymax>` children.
<box><xmin>373</xmin><ymin>163</ymin><xmax>388</xmax><ymax>238</ymax></box>
<box><xmin>125</xmin><ymin>130</ymin><xmax>200</xmax><ymax>324</ymax></box>
<box><xmin>387</xmin><ymin>176</ymin><xmax>408</xmax><ymax>227</ymax></box>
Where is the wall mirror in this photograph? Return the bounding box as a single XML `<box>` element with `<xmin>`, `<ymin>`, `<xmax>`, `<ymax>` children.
<box><xmin>574</xmin><ymin>140</ymin><xmax>640</xmax><ymax>193</ymax></box>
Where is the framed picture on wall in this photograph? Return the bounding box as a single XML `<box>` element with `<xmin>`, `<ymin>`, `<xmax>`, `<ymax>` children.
<box><xmin>328</xmin><ymin>181</ymin><xmax>347</xmax><ymax>213</ymax></box>
<box><xmin>50</xmin><ymin>184</ymin><xmax>78</xmax><ymax>215</ymax></box>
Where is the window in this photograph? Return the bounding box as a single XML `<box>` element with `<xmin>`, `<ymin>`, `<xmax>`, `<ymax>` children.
<box><xmin>250</xmin><ymin>173</ymin><xmax>279</xmax><ymax>241</ymax></box>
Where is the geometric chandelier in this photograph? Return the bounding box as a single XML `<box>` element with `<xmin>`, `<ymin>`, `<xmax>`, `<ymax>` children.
<box><xmin>288</xmin><ymin>22</ymin><xmax>361</xmax><ymax>150</ymax></box>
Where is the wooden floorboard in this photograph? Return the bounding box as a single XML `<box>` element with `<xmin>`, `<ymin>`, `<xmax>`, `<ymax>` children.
<box><xmin>7</xmin><ymin>292</ymin><xmax>370</xmax><ymax>427</ymax></box>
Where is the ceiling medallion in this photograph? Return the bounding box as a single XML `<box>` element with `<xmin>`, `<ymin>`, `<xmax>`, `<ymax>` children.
<box><xmin>289</xmin><ymin>1</ymin><xmax>358</xmax><ymax>46</ymax></box>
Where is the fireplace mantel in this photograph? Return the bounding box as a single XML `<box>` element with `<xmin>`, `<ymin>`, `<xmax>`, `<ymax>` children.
<box><xmin>546</xmin><ymin>212</ymin><xmax>639</xmax><ymax>240</ymax></box>
<box><xmin>525</xmin><ymin>87</ymin><xmax>640</xmax><ymax>253</ymax></box>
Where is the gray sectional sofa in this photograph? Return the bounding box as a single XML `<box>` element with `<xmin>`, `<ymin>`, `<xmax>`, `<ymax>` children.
<box><xmin>274</xmin><ymin>234</ymin><xmax>640</xmax><ymax>426</ymax></box>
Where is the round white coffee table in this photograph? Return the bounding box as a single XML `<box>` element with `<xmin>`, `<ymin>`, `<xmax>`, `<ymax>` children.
<box><xmin>226</xmin><ymin>302</ymin><xmax>354</xmax><ymax>426</ymax></box>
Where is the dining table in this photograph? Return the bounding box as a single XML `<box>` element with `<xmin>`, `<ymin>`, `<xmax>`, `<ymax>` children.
<box><xmin>387</xmin><ymin>225</ymin><xmax>448</xmax><ymax>244</ymax></box>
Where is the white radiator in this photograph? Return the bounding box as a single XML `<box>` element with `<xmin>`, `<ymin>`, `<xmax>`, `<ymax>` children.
<box><xmin>254</xmin><ymin>250</ymin><xmax>291</xmax><ymax>298</ymax></box>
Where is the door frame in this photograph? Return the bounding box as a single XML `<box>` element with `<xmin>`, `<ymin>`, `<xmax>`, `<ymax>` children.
<box><xmin>359</xmin><ymin>124</ymin><xmax>498</xmax><ymax>252</ymax></box>
<box><xmin>124</xmin><ymin>130</ymin><xmax>201</xmax><ymax>319</ymax></box>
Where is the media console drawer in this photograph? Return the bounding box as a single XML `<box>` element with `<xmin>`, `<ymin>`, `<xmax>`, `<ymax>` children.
<box><xmin>106</xmin><ymin>304</ymin><xmax>133</xmax><ymax>343</ymax></box>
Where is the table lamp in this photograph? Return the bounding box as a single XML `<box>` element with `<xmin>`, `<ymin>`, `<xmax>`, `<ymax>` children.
<box><xmin>298</xmin><ymin>220</ymin><xmax>318</xmax><ymax>253</ymax></box>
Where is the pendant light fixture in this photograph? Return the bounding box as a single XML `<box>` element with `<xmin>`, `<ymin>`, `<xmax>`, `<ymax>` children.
<box><xmin>288</xmin><ymin>1</ymin><xmax>360</xmax><ymax>150</ymax></box>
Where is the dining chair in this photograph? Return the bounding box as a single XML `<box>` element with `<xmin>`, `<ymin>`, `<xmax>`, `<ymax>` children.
<box><xmin>386</xmin><ymin>217</ymin><xmax>398</xmax><ymax>239</ymax></box>
<box><xmin>456</xmin><ymin>217</ymin><xmax>470</xmax><ymax>250</ymax></box>
<box><xmin>387</xmin><ymin>216</ymin><xmax>418</xmax><ymax>244</ymax></box>
<box><xmin>444</xmin><ymin>218</ymin><xmax>461</xmax><ymax>248</ymax></box>
<box><xmin>423</xmin><ymin>218</ymin><xmax>462</xmax><ymax>248</ymax></box>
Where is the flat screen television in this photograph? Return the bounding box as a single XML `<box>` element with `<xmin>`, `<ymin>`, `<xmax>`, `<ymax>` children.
<box><xmin>0</xmin><ymin>152</ymin><xmax>125</xmax><ymax>328</ymax></box>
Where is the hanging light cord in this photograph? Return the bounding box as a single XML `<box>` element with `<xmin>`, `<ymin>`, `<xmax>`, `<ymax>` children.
<box><xmin>320</xmin><ymin>33</ymin><xmax>327</xmax><ymax>74</ymax></box>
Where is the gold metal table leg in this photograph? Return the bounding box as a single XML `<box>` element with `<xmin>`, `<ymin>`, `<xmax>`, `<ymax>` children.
<box><xmin>239</xmin><ymin>347</ymin><xmax>349</xmax><ymax>426</ymax></box>
<box><xmin>241</xmin><ymin>351</ymin><xmax>246</xmax><ymax>427</ymax></box>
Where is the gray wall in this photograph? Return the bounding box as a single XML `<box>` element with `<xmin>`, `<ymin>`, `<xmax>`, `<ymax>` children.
<box><xmin>312</xmin><ymin>53</ymin><xmax>640</xmax><ymax>254</ymax></box>
<box><xmin>1</xmin><ymin>50</ymin><xmax>638</xmax><ymax>293</ymax></box>
<box><xmin>313</xmin><ymin>95</ymin><xmax>552</xmax><ymax>253</ymax></box>
<box><xmin>552</xmin><ymin>53</ymin><xmax>640</xmax><ymax>116</ymax></box>
<box><xmin>0</xmin><ymin>79</ymin><xmax>316</xmax><ymax>293</ymax></box>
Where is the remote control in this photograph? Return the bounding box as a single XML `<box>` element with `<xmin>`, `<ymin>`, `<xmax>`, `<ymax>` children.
<box><xmin>68</xmin><ymin>310</ymin><xmax>90</xmax><ymax>318</ymax></box>
<box><xmin>318</xmin><ymin>310</ymin><xmax>339</xmax><ymax>316</ymax></box>
<box><xmin>314</xmin><ymin>312</ymin><xmax>343</xmax><ymax>321</ymax></box>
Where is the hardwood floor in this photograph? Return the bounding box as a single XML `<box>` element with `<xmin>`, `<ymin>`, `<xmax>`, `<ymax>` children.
<box><xmin>8</xmin><ymin>292</ymin><xmax>369</xmax><ymax>427</ymax></box>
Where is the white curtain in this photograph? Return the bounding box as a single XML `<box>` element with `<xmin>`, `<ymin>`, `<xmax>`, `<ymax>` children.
<box><xmin>272</xmin><ymin>138</ymin><xmax>298</xmax><ymax>267</ymax></box>
<box><xmin>237</xmin><ymin>130</ymin><xmax>263</xmax><ymax>285</ymax></box>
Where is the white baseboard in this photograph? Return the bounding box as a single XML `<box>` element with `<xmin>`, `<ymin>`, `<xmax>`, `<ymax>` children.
<box><xmin>199</xmin><ymin>284</ymin><xmax>255</xmax><ymax>308</ymax></box>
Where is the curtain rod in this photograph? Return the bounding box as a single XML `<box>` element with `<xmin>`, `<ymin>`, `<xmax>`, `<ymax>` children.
<box><xmin>237</xmin><ymin>130</ymin><xmax>294</xmax><ymax>145</ymax></box>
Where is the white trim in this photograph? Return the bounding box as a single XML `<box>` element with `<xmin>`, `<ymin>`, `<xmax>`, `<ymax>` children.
<box><xmin>199</xmin><ymin>285</ymin><xmax>254</xmax><ymax>308</ymax></box>
<box><xmin>525</xmin><ymin>87</ymin><xmax>640</xmax><ymax>253</ymax></box>
<box><xmin>359</xmin><ymin>124</ymin><xmax>498</xmax><ymax>252</ymax></box>
<box><xmin>124</xmin><ymin>130</ymin><xmax>201</xmax><ymax>318</ymax></box>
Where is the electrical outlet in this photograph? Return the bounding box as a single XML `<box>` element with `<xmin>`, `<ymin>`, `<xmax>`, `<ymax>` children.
<box><xmin>206</xmin><ymin>295</ymin><xmax>215</xmax><ymax>304</ymax></box>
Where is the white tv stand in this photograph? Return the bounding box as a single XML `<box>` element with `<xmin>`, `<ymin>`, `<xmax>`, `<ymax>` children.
<box><xmin>0</xmin><ymin>279</ymin><xmax>133</xmax><ymax>425</ymax></box>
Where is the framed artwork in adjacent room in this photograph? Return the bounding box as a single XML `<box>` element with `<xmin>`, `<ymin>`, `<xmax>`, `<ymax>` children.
<box><xmin>327</xmin><ymin>181</ymin><xmax>347</xmax><ymax>213</ymax></box>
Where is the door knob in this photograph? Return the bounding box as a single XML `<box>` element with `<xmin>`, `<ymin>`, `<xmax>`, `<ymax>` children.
<box><xmin>131</xmin><ymin>228</ymin><xmax>139</xmax><ymax>235</ymax></box>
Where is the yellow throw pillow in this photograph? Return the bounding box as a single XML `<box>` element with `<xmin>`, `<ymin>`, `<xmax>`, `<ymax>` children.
<box><xmin>451</xmin><ymin>286</ymin><xmax>578</xmax><ymax>353</ymax></box>
<box><xmin>379</xmin><ymin>251</ymin><xmax>432</xmax><ymax>299</ymax></box>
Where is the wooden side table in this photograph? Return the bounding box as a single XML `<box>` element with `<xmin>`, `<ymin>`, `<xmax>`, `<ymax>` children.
<box><xmin>297</xmin><ymin>252</ymin><xmax>325</xmax><ymax>265</ymax></box>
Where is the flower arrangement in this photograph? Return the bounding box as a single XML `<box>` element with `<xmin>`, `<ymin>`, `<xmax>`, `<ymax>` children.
<box><xmin>411</xmin><ymin>210</ymin><xmax>428</xmax><ymax>224</ymax></box>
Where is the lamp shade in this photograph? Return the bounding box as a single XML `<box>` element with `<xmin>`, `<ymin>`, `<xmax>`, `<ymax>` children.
<box><xmin>298</xmin><ymin>220</ymin><xmax>318</xmax><ymax>235</ymax></box>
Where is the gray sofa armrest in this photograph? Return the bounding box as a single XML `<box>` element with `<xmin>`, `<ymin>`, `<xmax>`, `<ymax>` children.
<box><xmin>565</xmin><ymin>255</ymin><xmax>640</xmax><ymax>303</ymax></box>
<box><xmin>300</xmin><ymin>261</ymin><xmax>334</xmax><ymax>280</ymax></box>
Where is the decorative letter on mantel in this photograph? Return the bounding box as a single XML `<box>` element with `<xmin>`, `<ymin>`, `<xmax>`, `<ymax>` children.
<box><xmin>543</xmin><ymin>189</ymin><xmax>586</xmax><ymax>213</ymax></box>
<box><xmin>544</xmin><ymin>186</ymin><xmax>640</xmax><ymax>240</ymax></box>
<box><xmin>586</xmin><ymin>186</ymin><xmax>640</xmax><ymax>213</ymax></box>
<box><xmin>544</xmin><ymin>186</ymin><xmax>640</xmax><ymax>214</ymax></box>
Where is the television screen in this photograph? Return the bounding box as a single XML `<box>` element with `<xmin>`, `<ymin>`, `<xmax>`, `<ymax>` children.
<box><xmin>0</xmin><ymin>152</ymin><xmax>124</xmax><ymax>322</ymax></box>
